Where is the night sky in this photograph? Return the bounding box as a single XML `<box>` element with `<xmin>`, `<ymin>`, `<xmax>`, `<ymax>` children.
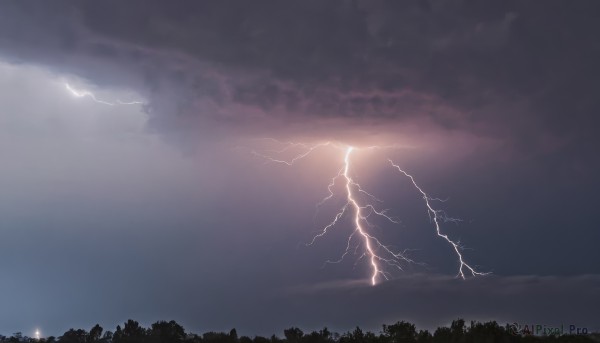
<box><xmin>0</xmin><ymin>0</ymin><xmax>599</xmax><ymax>338</ymax></box>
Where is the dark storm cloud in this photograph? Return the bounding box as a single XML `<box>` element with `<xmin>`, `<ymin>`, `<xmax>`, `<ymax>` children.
<box><xmin>2</xmin><ymin>0</ymin><xmax>600</xmax><ymax>337</ymax></box>
<box><xmin>1</xmin><ymin>0</ymin><xmax>599</xmax><ymax>145</ymax></box>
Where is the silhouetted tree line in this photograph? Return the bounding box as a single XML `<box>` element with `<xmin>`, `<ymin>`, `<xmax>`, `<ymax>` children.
<box><xmin>0</xmin><ymin>319</ymin><xmax>597</xmax><ymax>343</ymax></box>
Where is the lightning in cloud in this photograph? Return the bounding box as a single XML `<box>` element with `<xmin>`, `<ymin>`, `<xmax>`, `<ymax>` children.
<box><xmin>64</xmin><ymin>83</ymin><xmax>144</xmax><ymax>106</ymax></box>
<box><xmin>252</xmin><ymin>139</ymin><xmax>487</xmax><ymax>285</ymax></box>
<box><xmin>251</xmin><ymin>141</ymin><xmax>332</xmax><ymax>166</ymax></box>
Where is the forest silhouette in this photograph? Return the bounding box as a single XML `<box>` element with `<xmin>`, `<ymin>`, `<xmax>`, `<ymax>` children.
<box><xmin>1</xmin><ymin>319</ymin><xmax>597</xmax><ymax>343</ymax></box>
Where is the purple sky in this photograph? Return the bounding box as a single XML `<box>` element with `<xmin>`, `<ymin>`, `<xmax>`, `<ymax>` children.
<box><xmin>0</xmin><ymin>0</ymin><xmax>599</xmax><ymax>337</ymax></box>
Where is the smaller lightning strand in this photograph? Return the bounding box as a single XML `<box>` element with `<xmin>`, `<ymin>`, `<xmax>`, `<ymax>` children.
<box><xmin>65</xmin><ymin>83</ymin><xmax>114</xmax><ymax>105</ymax></box>
<box><xmin>388</xmin><ymin>159</ymin><xmax>488</xmax><ymax>278</ymax></box>
<box><xmin>251</xmin><ymin>141</ymin><xmax>332</xmax><ymax>166</ymax></box>
<box><xmin>65</xmin><ymin>83</ymin><xmax>143</xmax><ymax>106</ymax></box>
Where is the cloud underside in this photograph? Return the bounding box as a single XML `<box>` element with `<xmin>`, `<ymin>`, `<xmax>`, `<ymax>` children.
<box><xmin>0</xmin><ymin>1</ymin><xmax>598</xmax><ymax>147</ymax></box>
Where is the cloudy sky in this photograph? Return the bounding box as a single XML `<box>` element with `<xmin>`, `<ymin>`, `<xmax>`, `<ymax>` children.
<box><xmin>0</xmin><ymin>0</ymin><xmax>599</xmax><ymax>337</ymax></box>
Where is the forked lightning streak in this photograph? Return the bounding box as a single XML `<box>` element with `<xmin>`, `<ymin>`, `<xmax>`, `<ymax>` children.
<box><xmin>252</xmin><ymin>140</ymin><xmax>487</xmax><ymax>285</ymax></box>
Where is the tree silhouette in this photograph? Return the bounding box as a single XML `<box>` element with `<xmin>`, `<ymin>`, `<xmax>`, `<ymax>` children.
<box><xmin>113</xmin><ymin>320</ymin><xmax>146</xmax><ymax>343</ymax></box>
<box><xmin>0</xmin><ymin>318</ymin><xmax>596</xmax><ymax>343</ymax></box>
<box><xmin>9</xmin><ymin>332</ymin><xmax>22</xmax><ymax>343</ymax></box>
<box><xmin>339</xmin><ymin>327</ymin><xmax>381</xmax><ymax>343</ymax></box>
<box><xmin>383</xmin><ymin>321</ymin><xmax>418</xmax><ymax>343</ymax></box>
<box><xmin>416</xmin><ymin>330</ymin><xmax>432</xmax><ymax>343</ymax></box>
<box><xmin>303</xmin><ymin>328</ymin><xmax>333</xmax><ymax>343</ymax></box>
<box><xmin>449</xmin><ymin>319</ymin><xmax>465</xmax><ymax>343</ymax></box>
<box><xmin>283</xmin><ymin>328</ymin><xmax>304</xmax><ymax>343</ymax></box>
<box><xmin>149</xmin><ymin>321</ymin><xmax>186</xmax><ymax>343</ymax></box>
<box><xmin>101</xmin><ymin>331</ymin><xmax>113</xmax><ymax>343</ymax></box>
<box><xmin>89</xmin><ymin>325</ymin><xmax>103</xmax><ymax>342</ymax></box>
<box><xmin>203</xmin><ymin>331</ymin><xmax>236</xmax><ymax>343</ymax></box>
<box><xmin>464</xmin><ymin>321</ymin><xmax>507</xmax><ymax>343</ymax></box>
<box><xmin>252</xmin><ymin>336</ymin><xmax>271</xmax><ymax>343</ymax></box>
<box><xmin>433</xmin><ymin>327</ymin><xmax>451</xmax><ymax>343</ymax></box>
<box><xmin>58</xmin><ymin>329</ymin><xmax>88</xmax><ymax>343</ymax></box>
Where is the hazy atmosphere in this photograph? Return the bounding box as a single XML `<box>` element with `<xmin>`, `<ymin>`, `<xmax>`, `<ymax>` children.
<box><xmin>0</xmin><ymin>0</ymin><xmax>599</xmax><ymax>338</ymax></box>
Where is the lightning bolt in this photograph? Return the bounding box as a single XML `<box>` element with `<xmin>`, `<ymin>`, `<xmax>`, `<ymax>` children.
<box><xmin>251</xmin><ymin>139</ymin><xmax>487</xmax><ymax>285</ymax></box>
<box><xmin>388</xmin><ymin>160</ymin><xmax>488</xmax><ymax>279</ymax></box>
<box><xmin>65</xmin><ymin>83</ymin><xmax>144</xmax><ymax>106</ymax></box>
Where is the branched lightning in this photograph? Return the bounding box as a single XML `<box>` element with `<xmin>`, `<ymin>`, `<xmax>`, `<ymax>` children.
<box><xmin>65</xmin><ymin>83</ymin><xmax>144</xmax><ymax>106</ymax></box>
<box><xmin>251</xmin><ymin>141</ymin><xmax>332</xmax><ymax>166</ymax></box>
<box><xmin>388</xmin><ymin>160</ymin><xmax>488</xmax><ymax>279</ymax></box>
<box><xmin>251</xmin><ymin>139</ymin><xmax>487</xmax><ymax>285</ymax></box>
